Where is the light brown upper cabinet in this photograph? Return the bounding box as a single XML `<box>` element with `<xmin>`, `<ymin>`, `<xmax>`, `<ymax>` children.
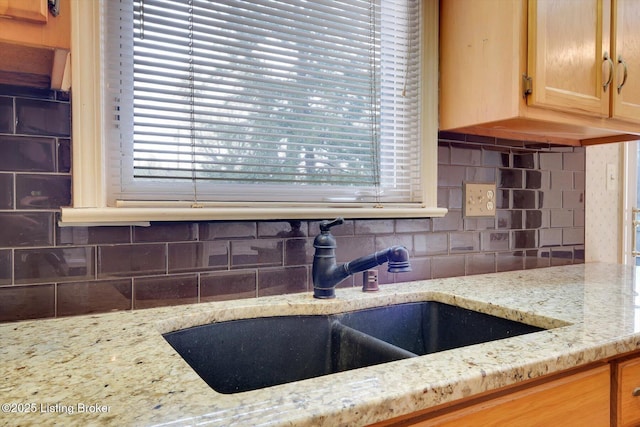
<box><xmin>0</xmin><ymin>0</ymin><xmax>70</xmax><ymax>89</ymax></box>
<box><xmin>0</xmin><ymin>0</ymin><xmax>69</xmax><ymax>48</ymax></box>
<box><xmin>0</xmin><ymin>0</ymin><xmax>48</xmax><ymax>23</ymax></box>
<box><xmin>613</xmin><ymin>0</ymin><xmax>640</xmax><ymax>122</ymax></box>
<box><xmin>440</xmin><ymin>0</ymin><xmax>640</xmax><ymax>146</ymax></box>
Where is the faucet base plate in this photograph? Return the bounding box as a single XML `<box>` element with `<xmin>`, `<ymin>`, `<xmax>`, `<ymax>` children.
<box><xmin>313</xmin><ymin>288</ymin><xmax>336</xmax><ymax>299</ymax></box>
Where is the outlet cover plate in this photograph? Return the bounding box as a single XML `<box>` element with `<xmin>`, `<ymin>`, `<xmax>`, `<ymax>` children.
<box><xmin>463</xmin><ymin>182</ymin><xmax>497</xmax><ymax>217</ymax></box>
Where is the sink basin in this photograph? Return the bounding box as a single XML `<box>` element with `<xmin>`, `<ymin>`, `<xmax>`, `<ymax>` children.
<box><xmin>163</xmin><ymin>301</ymin><xmax>544</xmax><ymax>394</ymax></box>
<box><xmin>337</xmin><ymin>301</ymin><xmax>542</xmax><ymax>355</ymax></box>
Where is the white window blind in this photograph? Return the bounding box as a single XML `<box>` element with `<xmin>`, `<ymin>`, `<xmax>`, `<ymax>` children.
<box><xmin>103</xmin><ymin>0</ymin><xmax>422</xmax><ymax>206</ymax></box>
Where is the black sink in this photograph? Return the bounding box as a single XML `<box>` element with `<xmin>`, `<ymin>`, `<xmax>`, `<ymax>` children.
<box><xmin>337</xmin><ymin>302</ymin><xmax>541</xmax><ymax>355</ymax></box>
<box><xmin>163</xmin><ymin>301</ymin><xmax>544</xmax><ymax>394</ymax></box>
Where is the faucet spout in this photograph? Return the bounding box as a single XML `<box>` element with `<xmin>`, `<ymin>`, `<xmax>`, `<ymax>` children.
<box><xmin>312</xmin><ymin>218</ymin><xmax>412</xmax><ymax>299</ymax></box>
<box><xmin>344</xmin><ymin>246</ymin><xmax>412</xmax><ymax>276</ymax></box>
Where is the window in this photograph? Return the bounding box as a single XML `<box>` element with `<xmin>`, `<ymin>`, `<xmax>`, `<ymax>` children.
<box><xmin>61</xmin><ymin>0</ymin><xmax>443</xmax><ymax>224</ymax></box>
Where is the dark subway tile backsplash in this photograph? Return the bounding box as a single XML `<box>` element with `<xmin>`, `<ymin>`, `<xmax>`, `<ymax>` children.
<box><xmin>497</xmin><ymin>210</ymin><xmax>522</xmax><ymax>229</ymax></box>
<box><xmin>513</xmin><ymin>152</ymin><xmax>536</xmax><ymax>169</ymax></box>
<box><xmin>514</xmin><ymin>230</ymin><xmax>538</xmax><ymax>249</ymax></box>
<box><xmin>526</xmin><ymin>170</ymin><xmax>542</xmax><ymax>189</ymax></box>
<box><xmin>0</xmin><ymin>86</ymin><xmax>587</xmax><ymax>322</ymax></box>
<box><xmin>200</xmin><ymin>270</ymin><xmax>257</xmax><ymax>302</ymax></box>
<box><xmin>0</xmin><ymin>136</ymin><xmax>57</xmax><ymax>172</ymax></box>
<box><xmin>134</xmin><ymin>275</ymin><xmax>198</xmax><ymax>309</ymax></box>
<box><xmin>0</xmin><ymin>173</ymin><xmax>13</xmax><ymax>208</ymax></box>
<box><xmin>133</xmin><ymin>222</ymin><xmax>197</xmax><ymax>243</ymax></box>
<box><xmin>0</xmin><ymin>284</ymin><xmax>55</xmax><ymax>322</ymax></box>
<box><xmin>481</xmin><ymin>231</ymin><xmax>509</xmax><ymax>252</ymax></box>
<box><xmin>14</xmin><ymin>247</ymin><xmax>95</xmax><ymax>284</ymax></box>
<box><xmin>168</xmin><ymin>241</ymin><xmax>228</xmax><ymax>273</ymax></box>
<box><xmin>257</xmin><ymin>266</ymin><xmax>308</xmax><ymax>297</ymax></box>
<box><xmin>57</xmin><ymin>279</ymin><xmax>132</xmax><ymax>316</ymax></box>
<box><xmin>15</xmin><ymin>174</ymin><xmax>71</xmax><ymax>209</ymax></box>
<box><xmin>230</xmin><ymin>239</ymin><xmax>283</xmax><ymax>268</ymax></box>
<box><xmin>513</xmin><ymin>190</ymin><xmax>536</xmax><ymax>209</ymax></box>
<box><xmin>0</xmin><ymin>250</ymin><xmax>11</xmax><ymax>285</ymax></box>
<box><xmin>58</xmin><ymin>138</ymin><xmax>71</xmax><ymax>173</ymax></box>
<box><xmin>499</xmin><ymin>169</ymin><xmax>523</xmax><ymax>188</ymax></box>
<box><xmin>15</xmin><ymin>98</ymin><xmax>71</xmax><ymax>137</ymax></box>
<box><xmin>0</xmin><ymin>212</ymin><xmax>54</xmax><ymax>246</ymax></box>
<box><xmin>200</xmin><ymin>221</ymin><xmax>256</xmax><ymax>240</ymax></box>
<box><xmin>526</xmin><ymin>210</ymin><xmax>543</xmax><ymax>229</ymax></box>
<box><xmin>0</xmin><ymin>97</ymin><xmax>13</xmax><ymax>133</ymax></box>
<box><xmin>98</xmin><ymin>244</ymin><xmax>166</xmax><ymax>278</ymax></box>
<box><xmin>564</xmin><ymin>152</ymin><xmax>586</xmax><ymax>171</ymax></box>
<box><xmin>57</xmin><ymin>225</ymin><xmax>131</xmax><ymax>245</ymax></box>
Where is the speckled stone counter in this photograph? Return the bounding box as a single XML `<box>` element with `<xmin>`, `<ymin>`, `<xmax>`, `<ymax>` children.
<box><xmin>2</xmin><ymin>262</ymin><xmax>640</xmax><ymax>426</ymax></box>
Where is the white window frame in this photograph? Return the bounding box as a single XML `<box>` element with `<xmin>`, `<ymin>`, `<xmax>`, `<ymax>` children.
<box><xmin>60</xmin><ymin>0</ymin><xmax>445</xmax><ymax>226</ymax></box>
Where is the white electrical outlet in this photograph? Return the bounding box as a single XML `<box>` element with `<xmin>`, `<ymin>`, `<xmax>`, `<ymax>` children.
<box><xmin>463</xmin><ymin>182</ymin><xmax>497</xmax><ymax>217</ymax></box>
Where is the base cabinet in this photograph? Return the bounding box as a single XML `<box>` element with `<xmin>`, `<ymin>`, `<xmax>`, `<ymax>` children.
<box><xmin>614</xmin><ymin>356</ymin><xmax>640</xmax><ymax>426</ymax></box>
<box><xmin>375</xmin><ymin>353</ymin><xmax>640</xmax><ymax>426</ymax></box>
<box><xmin>372</xmin><ymin>364</ymin><xmax>611</xmax><ymax>427</ymax></box>
<box><xmin>414</xmin><ymin>365</ymin><xmax>610</xmax><ymax>427</ymax></box>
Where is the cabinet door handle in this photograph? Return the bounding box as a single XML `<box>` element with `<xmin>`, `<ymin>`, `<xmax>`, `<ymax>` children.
<box><xmin>603</xmin><ymin>52</ymin><xmax>614</xmax><ymax>92</ymax></box>
<box><xmin>633</xmin><ymin>387</ymin><xmax>640</xmax><ymax>397</ymax></box>
<box><xmin>48</xmin><ymin>0</ymin><xmax>60</xmax><ymax>17</ymax></box>
<box><xmin>617</xmin><ymin>55</ymin><xmax>629</xmax><ymax>94</ymax></box>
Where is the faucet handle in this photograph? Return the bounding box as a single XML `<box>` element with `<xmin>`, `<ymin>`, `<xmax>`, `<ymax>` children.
<box><xmin>319</xmin><ymin>217</ymin><xmax>344</xmax><ymax>232</ymax></box>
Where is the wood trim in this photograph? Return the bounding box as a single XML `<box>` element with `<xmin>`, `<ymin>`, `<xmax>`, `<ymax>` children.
<box><xmin>581</xmin><ymin>134</ymin><xmax>640</xmax><ymax>145</ymax></box>
<box><xmin>50</xmin><ymin>48</ymin><xmax>70</xmax><ymax>90</ymax></box>
<box><xmin>0</xmin><ymin>41</ymin><xmax>70</xmax><ymax>90</ymax></box>
<box><xmin>446</xmin><ymin>116</ymin><xmax>640</xmax><ymax>146</ymax></box>
<box><xmin>0</xmin><ymin>69</ymin><xmax>49</xmax><ymax>87</ymax></box>
<box><xmin>452</xmin><ymin>124</ymin><xmax>583</xmax><ymax>146</ymax></box>
<box><xmin>612</xmin><ymin>358</ymin><xmax>621</xmax><ymax>427</ymax></box>
<box><xmin>0</xmin><ymin>41</ymin><xmax>53</xmax><ymax>75</ymax></box>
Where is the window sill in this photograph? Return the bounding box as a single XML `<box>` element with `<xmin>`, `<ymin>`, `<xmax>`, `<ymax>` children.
<box><xmin>58</xmin><ymin>205</ymin><xmax>448</xmax><ymax>226</ymax></box>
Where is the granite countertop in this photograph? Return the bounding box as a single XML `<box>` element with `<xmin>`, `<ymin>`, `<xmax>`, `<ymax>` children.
<box><xmin>2</xmin><ymin>262</ymin><xmax>640</xmax><ymax>426</ymax></box>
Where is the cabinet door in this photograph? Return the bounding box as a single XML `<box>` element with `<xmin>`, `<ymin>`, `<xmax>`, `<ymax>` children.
<box><xmin>439</xmin><ymin>0</ymin><xmax>525</xmax><ymax>130</ymax></box>
<box><xmin>0</xmin><ymin>0</ymin><xmax>69</xmax><ymax>49</ymax></box>
<box><xmin>409</xmin><ymin>365</ymin><xmax>610</xmax><ymax>427</ymax></box>
<box><xmin>616</xmin><ymin>357</ymin><xmax>640</xmax><ymax>427</ymax></box>
<box><xmin>0</xmin><ymin>0</ymin><xmax>47</xmax><ymax>23</ymax></box>
<box><xmin>612</xmin><ymin>0</ymin><xmax>640</xmax><ymax>122</ymax></box>
<box><xmin>528</xmin><ymin>0</ymin><xmax>612</xmax><ymax>117</ymax></box>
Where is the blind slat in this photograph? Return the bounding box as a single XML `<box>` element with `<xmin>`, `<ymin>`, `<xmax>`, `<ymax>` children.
<box><xmin>105</xmin><ymin>0</ymin><xmax>422</xmax><ymax>204</ymax></box>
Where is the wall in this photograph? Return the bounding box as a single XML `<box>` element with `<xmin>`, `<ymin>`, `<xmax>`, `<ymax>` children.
<box><xmin>0</xmin><ymin>85</ymin><xmax>585</xmax><ymax>322</ymax></box>
<box><xmin>585</xmin><ymin>143</ymin><xmax>624</xmax><ymax>263</ymax></box>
